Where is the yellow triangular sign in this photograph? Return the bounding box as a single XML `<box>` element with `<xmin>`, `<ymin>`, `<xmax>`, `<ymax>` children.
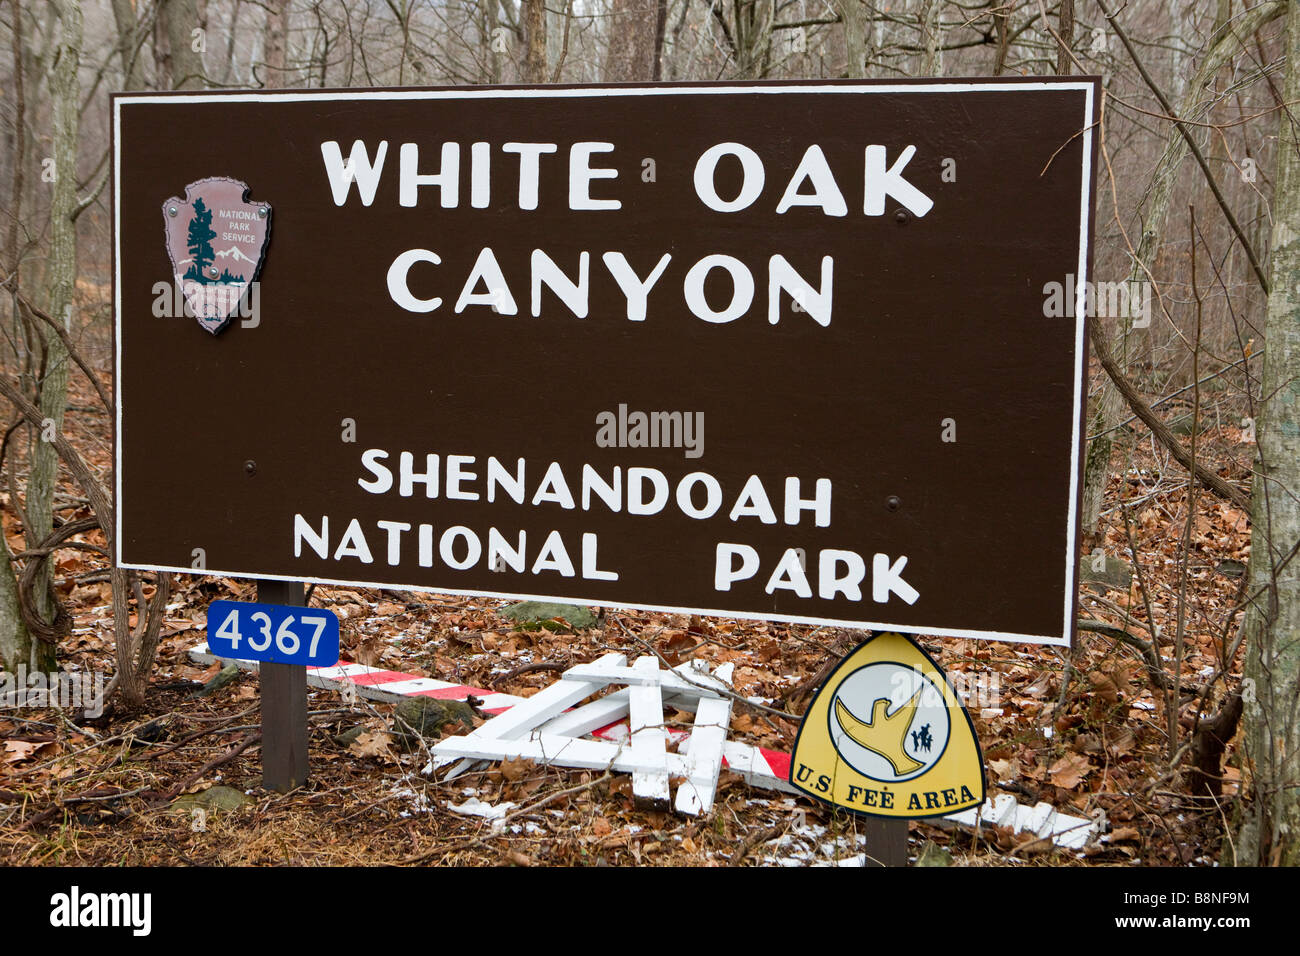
<box><xmin>789</xmin><ymin>632</ymin><xmax>985</xmax><ymax>819</ymax></box>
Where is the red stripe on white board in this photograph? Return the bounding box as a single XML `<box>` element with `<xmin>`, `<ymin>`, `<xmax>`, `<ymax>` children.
<box><xmin>345</xmin><ymin>670</ymin><xmax>420</xmax><ymax>686</ymax></box>
<box><xmin>191</xmin><ymin>642</ymin><xmax>790</xmax><ymax>778</ymax></box>
<box><xmin>411</xmin><ymin>685</ymin><xmax>496</xmax><ymax>700</ymax></box>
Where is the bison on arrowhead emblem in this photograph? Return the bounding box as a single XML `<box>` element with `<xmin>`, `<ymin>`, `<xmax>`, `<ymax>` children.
<box><xmin>162</xmin><ymin>177</ymin><xmax>271</xmax><ymax>334</ymax></box>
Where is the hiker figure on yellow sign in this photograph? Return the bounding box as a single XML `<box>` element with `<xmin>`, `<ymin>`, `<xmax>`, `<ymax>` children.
<box><xmin>912</xmin><ymin>724</ymin><xmax>933</xmax><ymax>754</ymax></box>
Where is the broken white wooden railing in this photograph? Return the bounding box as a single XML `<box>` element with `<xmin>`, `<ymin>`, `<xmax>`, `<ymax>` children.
<box><xmin>429</xmin><ymin>652</ymin><xmax>759</xmax><ymax>815</ymax></box>
<box><xmin>190</xmin><ymin>641</ymin><xmax>1103</xmax><ymax>844</ymax></box>
<box><xmin>943</xmin><ymin>792</ymin><xmax>1103</xmax><ymax>851</ymax></box>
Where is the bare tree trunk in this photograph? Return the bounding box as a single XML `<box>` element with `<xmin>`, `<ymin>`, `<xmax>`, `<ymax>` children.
<box><xmin>604</xmin><ymin>0</ymin><xmax>657</xmax><ymax>80</ymax></box>
<box><xmin>0</xmin><ymin>1</ymin><xmax>32</xmax><ymax>675</ymax></box>
<box><xmin>263</xmin><ymin>0</ymin><xmax>289</xmax><ymax>87</ymax></box>
<box><xmin>522</xmin><ymin>0</ymin><xmax>547</xmax><ymax>83</ymax></box>
<box><xmin>218</xmin><ymin>0</ymin><xmax>244</xmax><ymax>86</ymax></box>
<box><xmin>1164</xmin><ymin>0</ymin><xmax>1191</xmax><ymax>105</ymax></box>
<box><xmin>1239</xmin><ymin>0</ymin><xmax>1300</xmax><ymax>868</ymax></box>
<box><xmin>5</xmin><ymin>0</ymin><xmax>26</xmax><ymax>276</ymax></box>
<box><xmin>1056</xmin><ymin>0</ymin><xmax>1073</xmax><ymax>75</ymax></box>
<box><xmin>0</xmin><ymin>147</ymin><xmax>29</xmax><ymax>679</ymax></box>
<box><xmin>0</xmin><ymin>540</ymin><xmax>29</xmax><ymax>674</ymax></box>
<box><xmin>835</xmin><ymin>0</ymin><xmax>868</xmax><ymax>78</ymax></box>
<box><xmin>733</xmin><ymin>0</ymin><xmax>775</xmax><ymax>79</ymax></box>
<box><xmin>109</xmin><ymin>0</ymin><xmax>143</xmax><ymax>88</ymax></box>
<box><xmin>20</xmin><ymin>0</ymin><xmax>81</xmax><ymax>674</ymax></box>
<box><xmin>157</xmin><ymin>0</ymin><xmax>207</xmax><ymax>89</ymax></box>
<box><xmin>484</xmin><ymin>0</ymin><xmax>502</xmax><ymax>84</ymax></box>
<box><xmin>919</xmin><ymin>0</ymin><xmax>941</xmax><ymax>77</ymax></box>
<box><xmin>991</xmin><ymin>1</ymin><xmax>1008</xmax><ymax>75</ymax></box>
<box><xmin>650</xmin><ymin>0</ymin><xmax>668</xmax><ymax>80</ymax></box>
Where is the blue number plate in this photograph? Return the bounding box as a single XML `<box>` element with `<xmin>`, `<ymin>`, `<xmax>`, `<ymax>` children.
<box><xmin>206</xmin><ymin>600</ymin><xmax>340</xmax><ymax>667</ymax></box>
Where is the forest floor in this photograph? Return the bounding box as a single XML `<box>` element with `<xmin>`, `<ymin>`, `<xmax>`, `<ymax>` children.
<box><xmin>0</xmin><ymin>370</ymin><xmax>1257</xmax><ymax>867</ymax></box>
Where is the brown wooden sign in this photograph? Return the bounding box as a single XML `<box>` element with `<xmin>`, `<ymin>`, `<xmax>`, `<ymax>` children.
<box><xmin>113</xmin><ymin>79</ymin><xmax>1099</xmax><ymax>646</ymax></box>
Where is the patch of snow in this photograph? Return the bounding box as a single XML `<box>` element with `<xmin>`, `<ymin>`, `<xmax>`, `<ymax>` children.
<box><xmin>392</xmin><ymin>786</ymin><xmax>435</xmax><ymax>814</ymax></box>
<box><xmin>760</xmin><ymin>820</ymin><xmax>871</xmax><ymax>867</ymax></box>
<box><xmin>448</xmin><ymin>796</ymin><xmax>516</xmax><ymax>821</ymax></box>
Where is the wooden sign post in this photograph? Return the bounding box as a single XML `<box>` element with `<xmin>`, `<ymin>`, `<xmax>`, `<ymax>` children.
<box><xmin>863</xmin><ymin>818</ymin><xmax>909</xmax><ymax>867</ymax></box>
<box><xmin>256</xmin><ymin>579</ymin><xmax>309</xmax><ymax>791</ymax></box>
<box><xmin>204</xmin><ymin>584</ymin><xmax>338</xmax><ymax>791</ymax></box>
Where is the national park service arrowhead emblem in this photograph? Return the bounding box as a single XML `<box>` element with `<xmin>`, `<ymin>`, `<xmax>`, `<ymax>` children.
<box><xmin>789</xmin><ymin>632</ymin><xmax>985</xmax><ymax>819</ymax></box>
<box><xmin>162</xmin><ymin>177</ymin><xmax>270</xmax><ymax>334</ymax></box>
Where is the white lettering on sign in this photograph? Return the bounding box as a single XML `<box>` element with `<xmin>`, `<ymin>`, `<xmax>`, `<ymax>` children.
<box><xmin>712</xmin><ymin>544</ymin><xmax>917</xmax><ymax>604</ymax></box>
<box><xmin>355</xmin><ymin>449</ymin><xmax>833</xmax><ymax>523</ymax></box>
<box><xmin>384</xmin><ymin>246</ymin><xmax>831</xmax><ymax>326</ymax></box>
<box><xmin>328</xmin><ymin>138</ymin><xmax>932</xmax><ymax>217</ymax></box>
<box><xmin>324</xmin><ymin>138</ymin><xmax>932</xmax><ymax>326</ymax></box>
<box><xmin>863</xmin><ymin>144</ymin><xmax>933</xmax><ymax>217</ymax></box>
<box><xmin>287</xmin><ymin>448</ymin><xmax>919</xmax><ymax>606</ymax></box>
<box><xmin>320</xmin><ymin>139</ymin><xmax>389</xmax><ymax>206</ymax></box>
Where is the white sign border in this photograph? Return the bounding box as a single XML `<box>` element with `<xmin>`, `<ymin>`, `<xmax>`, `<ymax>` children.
<box><xmin>113</xmin><ymin>80</ymin><xmax>1097</xmax><ymax>648</ymax></box>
